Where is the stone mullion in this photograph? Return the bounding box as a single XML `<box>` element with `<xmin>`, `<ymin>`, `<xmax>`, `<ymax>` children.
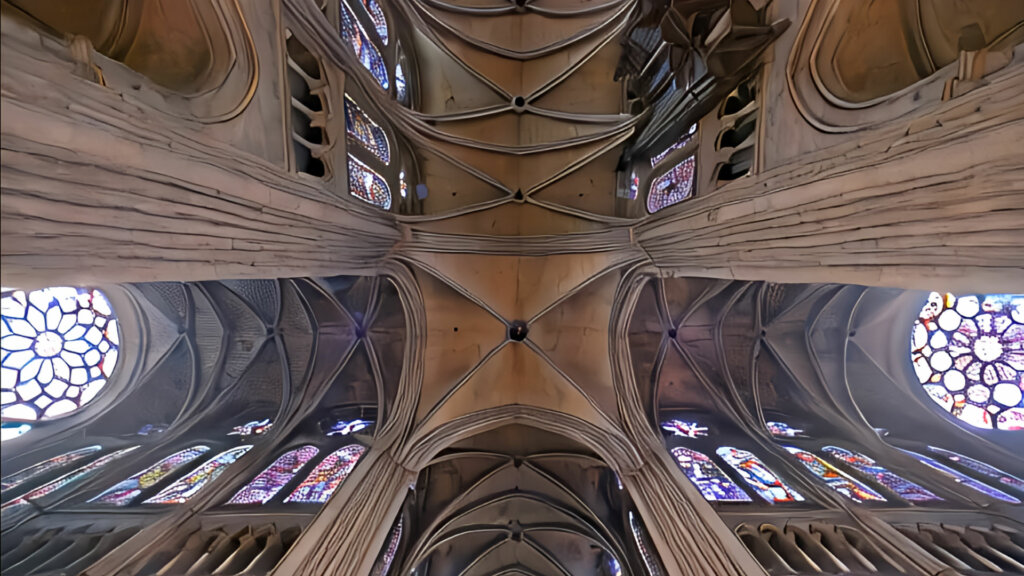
<box><xmin>638</xmin><ymin>63</ymin><xmax>1024</xmax><ymax>293</ymax></box>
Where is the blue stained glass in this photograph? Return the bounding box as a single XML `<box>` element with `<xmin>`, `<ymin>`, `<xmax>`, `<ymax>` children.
<box><xmin>326</xmin><ymin>419</ymin><xmax>373</xmax><ymax>436</ymax></box>
<box><xmin>2</xmin><ymin>287</ymin><xmax>120</xmax><ymax>421</ymax></box>
<box><xmin>902</xmin><ymin>449</ymin><xmax>1020</xmax><ymax>504</ymax></box>
<box><xmin>345</xmin><ymin>95</ymin><xmax>391</xmax><ymax>164</ymax></box>
<box><xmin>395</xmin><ymin>62</ymin><xmax>408</xmax><ymax>104</ymax></box>
<box><xmin>822</xmin><ymin>446</ymin><xmax>941</xmax><ymax>502</ymax></box>
<box><xmin>227</xmin><ymin>418</ymin><xmax>272</xmax><ymax>437</ymax></box>
<box><xmin>369</xmin><ymin>517</ymin><xmax>402</xmax><ymax>576</ymax></box>
<box><xmin>340</xmin><ymin>0</ymin><xmax>389</xmax><ymax>89</ymax></box>
<box><xmin>355</xmin><ymin>0</ymin><xmax>389</xmax><ymax>45</ymax></box>
<box><xmin>91</xmin><ymin>446</ymin><xmax>211</xmax><ymax>506</ymax></box>
<box><xmin>1</xmin><ymin>422</ymin><xmax>31</xmax><ymax>441</ymax></box>
<box><xmin>929</xmin><ymin>446</ymin><xmax>1024</xmax><ymax>493</ymax></box>
<box><xmin>629</xmin><ymin>512</ymin><xmax>663</xmax><ymax>576</ymax></box>
<box><xmin>661</xmin><ymin>419</ymin><xmax>708</xmax><ymax>438</ymax></box>
<box><xmin>784</xmin><ymin>446</ymin><xmax>886</xmax><ymax>503</ymax></box>
<box><xmin>1</xmin><ymin>445</ymin><xmax>102</xmax><ymax>490</ymax></box>
<box><xmin>608</xmin><ymin>557</ymin><xmax>622</xmax><ymax>576</ymax></box>
<box><xmin>143</xmin><ymin>446</ymin><xmax>252</xmax><ymax>504</ymax></box>
<box><xmin>227</xmin><ymin>445</ymin><xmax>319</xmax><ymax>505</ymax></box>
<box><xmin>766</xmin><ymin>421</ymin><xmax>805</xmax><ymax>438</ymax></box>
<box><xmin>670</xmin><ymin>446</ymin><xmax>751</xmax><ymax>502</ymax></box>
<box><xmin>716</xmin><ymin>446</ymin><xmax>804</xmax><ymax>503</ymax></box>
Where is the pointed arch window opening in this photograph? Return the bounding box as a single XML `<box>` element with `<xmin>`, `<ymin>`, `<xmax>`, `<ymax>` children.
<box><xmin>902</xmin><ymin>449</ymin><xmax>1020</xmax><ymax>504</ymax></box>
<box><xmin>285</xmin><ymin>444</ymin><xmax>366</xmax><ymax>503</ymax></box>
<box><xmin>821</xmin><ymin>446</ymin><xmax>941</xmax><ymax>502</ymax></box>
<box><xmin>784</xmin><ymin>446</ymin><xmax>886</xmax><ymax>503</ymax></box>
<box><xmin>348</xmin><ymin>155</ymin><xmax>393</xmax><ymax>209</ymax></box>
<box><xmin>143</xmin><ymin>445</ymin><xmax>253</xmax><ymax>504</ymax></box>
<box><xmin>352</xmin><ymin>0</ymin><xmax>389</xmax><ymax>46</ymax></box>
<box><xmin>91</xmin><ymin>445</ymin><xmax>211</xmax><ymax>506</ymax></box>
<box><xmin>716</xmin><ymin>446</ymin><xmax>805</xmax><ymax>504</ymax></box>
<box><xmin>670</xmin><ymin>446</ymin><xmax>752</xmax><ymax>502</ymax></box>
<box><xmin>345</xmin><ymin>94</ymin><xmax>391</xmax><ymax>164</ymax></box>
<box><xmin>1</xmin><ymin>445</ymin><xmax>101</xmax><ymax>491</ymax></box>
<box><xmin>339</xmin><ymin>0</ymin><xmax>389</xmax><ymax>90</ymax></box>
<box><xmin>910</xmin><ymin>292</ymin><xmax>1023</xmax><ymax>430</ymax></box>
<box><xmin>0</xmin><ymin>446</ymin><xmax>139</xmax><ymax>512</ymax></box>
<box><xmin>395</xmin><ymin>60</ymin><xmax>408</xmax><ymax>105</ymax></box>
<box><xmin>928</xmin><ymin>446</ymin><xmax>1024</xmax><ymax>493</ymax></box>
<box><xmin>629</xmin><ymin>511</ymin><xmax>664</xmax><ymax>576</ymax></box>
<box><xmin>650</xmin><ymin>123</ymin><xmax>698</xmax><ymax>167</ymax></box>
<box><xmin>647</xmin><ymin>155</ymin><xmax>696</xmax><ymax>213</ymax></box>
<box><xmin>227</xmin><ymin>445</ymin><xmax>320</xmax><ymax>505</ymax></box>
<box><xmin>2</xmin><ymin>287</ymin><xmax>121</xmax><ymax>421</ymax></box>
<box><xmin>369</xmin><ymin>516</ymin><xmax>402</xmax><ymax>576</ymax></box>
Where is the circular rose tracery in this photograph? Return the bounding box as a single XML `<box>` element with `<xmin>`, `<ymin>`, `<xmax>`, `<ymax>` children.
<box><xmin>1</xmin><ymin>287</ymin><xmax>120</xmax><ymax>421</ymax></box>
<box><xmin>911</xmin><ymin>292</ymin><xmax>1024</xmax><ymax>430</ymax></box>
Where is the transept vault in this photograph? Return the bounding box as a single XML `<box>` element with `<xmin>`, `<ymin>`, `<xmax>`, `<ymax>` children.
<box><xmin>1</xmin><ymin>1</ymin><xmax>1023</xmax><ymax>576</ymax></box>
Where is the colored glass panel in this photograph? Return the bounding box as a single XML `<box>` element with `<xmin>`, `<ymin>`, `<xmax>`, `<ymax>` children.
<box><xmin>767</xmin><ymin>421</ymin><xmax>805</xmax><ymax>438</ymax></box>
<box><xmin>608</xmin><ymin>557</ymin><xmax>622</xmax><ymax>576</ymax></box>
<box><xmin>326</xmin><ymin>419</ymin><xmax>373</xmax><ymax>436</ymax></box>
<box><xmin>348</xmin><ymin>156</ymin><xmax>392</xmax><ymax>209</ymax></box>
<box><xmin>1</xmin><ymin>422</ymin><xmax>30</xmax><ymax>441</ymax></box>
<box><xmin>143</xmin><ymin>446</ymin><xmax>252</xmax><ymax>504</ymax></box>
<box><xmin>395</xmin><ymin>62</ymin><xmax>408</xmax><ymax>104</ymax></box>
<box><xmin>929</xmin><ymin>446</ymin><xmax>1024</xmax><ymax>493</ymax></box>
<box><xmin>650</xmin><ymin>124</ymin><xmax>697</xmax><ymax>166</ymax></box>
<box><xmin>1</xmin><ymin>445</ymin><xmax>102</xmax><ymax>491</ymax></box>
<box><xmin>629</xmin><ymin>511</ymin><xmax>663</xmax><ymax>576</ymax></box>
<box><xmin>0</xmin><ymin>446</ymin><xmax>138</xmax><ymax>510</ymax></box>
<box><xmin>370</xmin><ymin>517</ymin><xmax>402</xmax><ymax>576</ymax></box>
<box><xmin>903</xmin><ymin>449</ymin><xmax>1020</xmax><ymax>504</ymax></box>
<box><xmin>340</xmin><ymin>0</ymin><xmax>389</xmax><ymax>89</ymax></box>
<box><xmin>647</xmin><ymin>156</ymin><xmax>695</xmax><ymax>213</ymax></box>
<box><xmin>670</xmin><ymin>446</ymin><xmax>751</xmax><ymax>502</ymax></box>
<box><xmin>661</xmin><ymin>419</ymin><xmax>708</xmax><ymax>438</ymax></box>
<box><xmin>227</xmin><ymin>418</ymin><xmax>272</xmax><ymax>437</ymax></box>
<box><xmin>285</xmin><ymin>444</ymin><xmax>365</xmax><ymax>503</ymax></box>
<box><xmin>91</xmin><ymin>446</ymin><xmax>211</xmax><ymax>506</ymax></box>
<box><xmin>227</xmin><ymin>445</ymin><xmax>319</xmax><ymax>505</ymax></box>
<box><xmin>822</xmin><ymin>446</ymin><xmax>941</xmax><ymax>502</ymax></box>
<box><xmin>784</xmin><ymin>446</ymin><xmax>886</xmax><ymax>503</ymax></box>
<box><xmin>2</xmin><ymin>287</ymin><xmax>120</xmax><ymax>421</ymax></box>
<box><xmin>716</xmin><ymin>446</ymin><xmax>804</xmax><ymax>503</ymax></box>
<box><xmin>910</xmin><ymin>292</ymin><xmax>1024</xmax><ymax>429</ymax></box>
<box><xmin>355</xmin><ymin>0</ymin><xmax>389</xmax><ymax>45</ymax></box>
<box><xmin>344</xmin><ymin>95</ymin><xmax>391</xmax><ymax>164</ymax></box>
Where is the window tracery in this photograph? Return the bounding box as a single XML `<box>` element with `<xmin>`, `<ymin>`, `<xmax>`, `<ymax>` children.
<box><xmin>647</xmin><ymin>156</ymin><xmax>696</xmax><ymax>213</ymax></box>
<box><xmin>928</xmin><ymin>446</ymin><xmax>1024</xmax><ymax>493</ymax></box>
<box><xmin>2</xmin><ymin>287</ymin><xmax>120</xmax><ymax>421</ymax></box>
<box><xmin>783</xmin><ymin>446</ymin><xmax>886</xmax><ymax>503</ymax></box>
<box><xmin>143</xmin><ymin>445</ymin><xmax>253</xmax><ymax>504</ymax></box>
<box><xmin>227</xmin><ymin>445</ymin><xmax>320</xmax><ymax>505</ymax></box>
<box><xmin>345</xmin><ymin>95</ymin><xmax>391</xmax><ymax>164</ymax></box>
<box><xmin>91</xmin><ymin>446</ymin><xmax>211</xmax><ymax>506</ymax></box>
<box><xmin>285</xmin><ymin>444</ymin><xmax>365</xmax><ymax>503</ymax></box>
<box><xmin>910</xmin><ymin>292</ymin><xmax>1023</xmax><ymax>429</ymax></box>
<box><xmin>348</xmin><ymin>155</ymin><xmax>393</xmax><ymax>209</ymax></box>
<box><xmin>716</xmin><ymin>446</ymin><xmax>804</xmax><ymax>503</ymax></box>
<box><xmin>1</xmin><ymin>445</ymin><xmax>102</xmax><ymax>491</ymax></box>
<box><xmin>340</xmin><ymin>0</ymin><xmax>389</xmax><ymax>89</ymax></box>
<box><xmin>821</xmin><ymin>446</ymin><xmax>941</xmax><ymax>502</ymax></box>
<box><xmin>1</xmin><ymin>446</ymin><xmax>139</xmax><ymax>512</ymax></box>
<box><xmin>356</xmin><ymin>0</ymin><xmax>389</xmax><ymax>46</ymax></box>
<box><xmin>902</xmin><ymin>449</ymin><xmax>1020</xmax><ymax>504</ymax></box>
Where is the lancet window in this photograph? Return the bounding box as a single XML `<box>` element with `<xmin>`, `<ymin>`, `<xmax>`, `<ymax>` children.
<box><xmin>783</xmin><ymin>447</ymin><xmax>886</xmax><ymax>503</ymax></box>
<box><xmin>902</xmin><ymin>449</ymin><xmax>1020</xmax><ymax>504</ymax></box>
<box><xmin>821</xmin><ymin>446</ymin><xmax>941</xmax><ymax>502</ymax></box>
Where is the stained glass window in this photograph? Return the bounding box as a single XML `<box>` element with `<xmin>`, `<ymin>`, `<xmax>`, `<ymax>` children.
<box><xmin>902</xmin><ymin>449</ymin><xmax>1020</xmax><ymax>504</ymax></box>
<box><xmin>821</xmin><ymin>446</ymin><xmax>941</xmax><ymax>502</ymax></box>
<box><xmin>629</xmin><ymin>511</ymin><xmax>663</xmax><ymax>576</ymax></box>
<box><xmin>345</xmin><ymin>95</ymin><xmax>391</xmax><ymax>164</ymax></box>
<box><xmin>0</xmin><ymin>446</ymin><xmax>138</xmax><ymax>511</ymax></box>
<box><xmin>928</xmin><ymin>446</ymin><xmax>1024</xmax><ymax>492</ymax></box>
<box><xmin>608</xmin><ymin>557</ymin><xmax>623</xmax><ymax>576</ymax></box>
<box><xmin>2</xmin><ymin>287</ymin><xmax>120</xmax><ymax>420</ymax></box>
<box><xmin>670</xmin><ymin>446</ymin><xmax>751</xmax><ymax>502</ymax></box>
<box><xmin>395</xmin><ymin>61</ymin><xmax>408</xmax><ymax>104</ymax></box>
<box><xmin>325</xmin><ymin>419</ymin><xmax>373</xmax><ymax>436</ymax></box>
<box><xmin>647</xmin><ymin>156</ymin><xmax>695</xmax><ymax>213</ymax></box>
<box><xmin>399</xmin><ymin>171</ymin><xmax>408</xmax><ymax>199</ymax></box>
<box><xmin>355</xmin><ymin>0</ymin><xmax>389</xmax><ymax>45</ymax></box>
<box><xmin>716</xmin><ymin>446</ymin><xmax>804</xmax><ymax>503</ymax></box>
<box><xmin>91</xmin><ymin>446</ymin><xmax>211</xmax><ymax>506</ymax></box>
<box><xmin>285</xmin><ymin>444</ymin><xmax>365</xmax><ymax>503</ymax></box>
<box><xmin>1</xmin><ymin>422</ymin><xmax>30</xmax><ymax>441</ymax></box>
<box><xmin>910</xmin><ymin>292</ymin><xmax>1024</xmax><ymax>429</ymax></box>
<box><xmin>143</xmin><ymin>446</ymin><xmax>252</xmax><ymax>504</ymax></box>
<box><xmin>661</xmin><ymin>419</ymin><xmax>708</xmax><ymax>438</ymax></box>
<box><xmin>227</xmin><ymin>418</ymin><xmax>273</xmax><ymax>437</ymax></box>
<box><xmin>628</xmin><ymin>171</ymin><xmax>639</xmax><ymax>200</ymax></box>
<box><xmin>783</xmin><ymin>446</ymin><xmax>886</xmax><ymax>503</ymax></box>
<box><xmin>766</xmin><ymin>421</ymin><xmax>805</xmax><ymax>438</ymax></box>
<box><xmin>340</xmin><ymin>0</ymin><xmax>389</xmax><ymax>89</ymax></box>
<box><xmin>348</xmin><ymin>156</ymin><xmax>392</xmax><ymax>209</ymax></box>
<box><xmin>227</xmin><ymin>445</ymin><xmax>319</xmax><ymax>505</ymax></box>
<box><xmin>1</xmin><ymin>445</ymin><xmax>102</xmax><ymax>491</ymax></box>
<box><xmin>650</xmin><ymin>124</ymin><xmax>697</xmax><ymax>167</ymax></box>
<box><xmin>369</xmin><ymin>517</ymin><xmax>402</xmax><ymax>576</ymax></box>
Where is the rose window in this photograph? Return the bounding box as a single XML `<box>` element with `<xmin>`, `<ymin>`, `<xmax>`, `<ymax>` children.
<box><xmin>1</xmin><ymin>287</ymin><xmax>120</xmax><ymax>421</ymax></box>
<box><xmin>911</xmin><ymin>292</ymin><xmax>1024</xmax><ymax>430</ymax></box>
